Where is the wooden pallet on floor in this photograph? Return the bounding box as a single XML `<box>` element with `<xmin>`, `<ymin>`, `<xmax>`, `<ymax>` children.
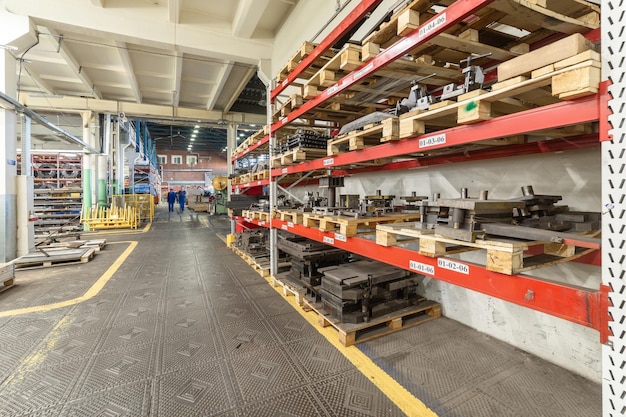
<box><xmin>271</xmin><ymin>147</ymin><xmax>328</xmax><ymax>167</ymax></box>
<box><xmin>327</xmin><ymin>118</ymin><xmax>399</xmax><ymax>155</ymax></box>
<box><xmin>38</xmin><ymin>238</ymin><xmax>108</xmax><ymax>252</ymax></box>
<box><xmin>271</xmin><ymin>272</ymin><xmax>307</xmax><ymax>306</ymax></box>
<box><xmin>302</xmin><ymin>212</ymin><xmax>422</xmax><ymax>237</ymax></box>
<box><xmin>304</xmin><ymin>298</ymin><xmax>441</xmax><ymax>347</ymax></box>
<box><xmin>231</xmin><ymin>246</ymin><xmax>271</xmax><ymax>277</ymax></box>
<box><xmin>14</xmin><ymin>247</ymin><xmax>96</xmax><ymax>270</ymax></box>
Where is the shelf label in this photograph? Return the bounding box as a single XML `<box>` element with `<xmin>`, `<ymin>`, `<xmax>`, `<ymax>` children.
<box><xmin>281</xmin><ymin>224</ymin><xmax>288</xmax><ymax>230</ymax></box>
<box><xmin>409</xmin><ymin>260</ymin><xmax>435</xmax><ymax>275</ymax></box>
<box><xmin>418</xmin><ymin>13</ymin><xmax>446</xmax><ymax>41</ymax></box>
<box><xmin>287</xmin><ymin>221</ymin><xmax>294</xmax><ymax>228</ymax></box>
<box><xmin>323</xmin><ymin>236</ymin><xmax>335</xmax><ymax>245</ymax></box>
<box><xmin>334</xmin><ymin>233</ymin><xmax>347</xmax><ymax>242</ymax></box>
<box><xmin>354</xmin><ymin>62</ymin><xmax>374</xmax><ymax>80</ymax></box>
<box><xmin>323</xmin><ymin>158</ymin><xmax>334</xmax><ymax>166</ymax></box>
<box><xmin>259</xmin><ymin>221</ymin><xmax>266</xmax><ymax>226</ymax></box>
<box><xmin>282</xmin><ymin>79</ymin><xmax>288</xmax><ymax>87</ymax></box>
<box><xmin>243</xmin><ymin>183</ymin><xmax>250</xmax><ymax>187</ymax></box>
<box><xmin>419</xmin><ymin>133</ymin><xmax>446</xmax><ymax>149</ymax></box>
<box><xmin>326</xmin><ymin>84</ymin><xmax>339</xmax><ymax>95</ymax></box>
<box><xmin>282</xmin><ymin>168</ymin><xmax>288</xmax><ymax>174</ymax></box>
<box><xmin>437</xmin><ymin>258</ymin><xmax>469</xmax><ymax>274</ymax></box>
<box><xmin>257</xmin><ymin>181</ymin><xmax>262</xmax><ymax>185</ymax></box>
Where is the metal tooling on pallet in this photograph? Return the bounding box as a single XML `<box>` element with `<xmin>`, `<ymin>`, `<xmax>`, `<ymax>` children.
<box><xmin>338</xmin><ymin>52</ymin><xmax>492</xmax><ymax>136</ymax></box>
<box><xmin>433</xmin><ymin>186</ymin><xmax>602</xmax><ymax>246</ymax></box>
<box><xmin>276</xmin><ymin>129</ymin><xmax>330</xmax><ymax>153</ymax></box>
<box><xmin>512</xmin><ymin>185</ymin><xmax>601</xmax><ymax>232</ymax></box>
<box><xmin>277</xmin><ymin>233</ymin><xmax>350</xmax><ymax>301</ymax></box>
<box><xmin>435</xmin><ymin>189</ymin><xmax>526</xmax><ymax>242</ymax></box>
<box><xmin>318</xmin><ymin>259</ymin><xmax>420</xmax><ymax>324</ymax></box>
<box><xmin>235</xmin><ymin>229</ymin><xmax>269</xmax><ymax>259</ymax></box>
<box><xmin>400</xmin><ymin>192</ymin><xmax>429</xmax><ymax>212</ymax></box>
<box><xmin>363</xmin><ymin>190</ymin><xmax>395</xmax><ymax>214</ymax></box>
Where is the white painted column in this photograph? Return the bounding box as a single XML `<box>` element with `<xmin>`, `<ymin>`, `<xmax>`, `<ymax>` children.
<box><xmin>0</xmin><ymin>49</ymin><xmax>18</xmax><ymax>262</ymax></box>
<box><xmin>602</xmin><ymin>3</ymin><xmax>626</xmax><ymax>415</ymax></box>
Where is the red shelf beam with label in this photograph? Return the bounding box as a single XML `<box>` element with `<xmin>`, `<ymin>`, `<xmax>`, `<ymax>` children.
<box><xmin>271</xmin><ymin>94</ymin><xmax>601</xmax><ymax>177</ymax></box>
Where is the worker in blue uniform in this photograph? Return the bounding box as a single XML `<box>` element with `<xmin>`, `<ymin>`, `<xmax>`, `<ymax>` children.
<box><xmin>167</xmin><ymin>188</ymin><xmax>176</xmax><ymax>212</ymax></box>
<box><xmin>178</xmin><ymin>188</ymin><xmax>186</xmax><ymax>211</ymax></box>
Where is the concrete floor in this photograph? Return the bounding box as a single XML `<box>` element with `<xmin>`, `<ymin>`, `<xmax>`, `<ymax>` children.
<box><xmin>0</xmin><ymin>206</ymin><xmax>601</xmax><ymax>416</ymax></box>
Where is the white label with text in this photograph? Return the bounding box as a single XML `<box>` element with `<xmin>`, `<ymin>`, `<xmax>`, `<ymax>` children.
<box><xmin>437</xmin><ymin>258</ymin><xmax>469</xmax><ymax>274</ymax></box>
<box><xmin>323</xmin><ymin>236</ymin><xmax>335</xmax><ymax>245</ymax></box>
<box><xmin>323</xmin><ymin>158</ymin><xmax>334</xmax><ymax>166</ymax></box>
<box><xmin>281</xmin><ymin>224</ymin><xmax>288</xmax><ymax>230</ymax></box>
<box><xmin>419</xmin><ymin>133</ymin><xmax>446</xmax><ymax>149</ymax></box>
<box><xmin>334</xmin><ymin>233</ymin><xmax>347</xmax><ymax>242</ymax></box>
<box><xmin>287</xmin><ymin>222</ymin><xmax>294</xmax><ymax>228</ymax></box>
<box><xmin>418</xmin><ymin>13</ymin><xmax>446</xmax><ymax>40</ymax></box>
<box><xmin>282</xmin><ymin>168</ymin><xmax>288</xmax><ymax>174</ymax></box>
<box><xmin>409</xmin><ymin>260</ymin><xmax>435</xmax><ymax>275</ymax></box>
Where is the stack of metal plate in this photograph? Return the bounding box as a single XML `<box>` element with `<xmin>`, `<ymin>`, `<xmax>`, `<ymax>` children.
<box><xmin>275</xmin><ymin>130</ymin><xmax>330</xmax><ymax>153</ymax></box>
<box><xmin>277</xmin><ymin>234</ymin><xmax>349</xmax><ymax>301</ymax></box>
<box><xmin>318</xmin><ymin>259</ymin><xmax>420</xmax><ymax>324</ymax></box>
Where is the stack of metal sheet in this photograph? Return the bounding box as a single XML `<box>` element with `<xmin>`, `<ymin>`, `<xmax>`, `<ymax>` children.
<box><xmin>277</xmin><ymin>234</ymin><xmax>349</xmax><ymax>301</ymax></box>
<box><xmin>275</xmin><ymin>129</ymin><xmax>330</xmax><ymax>154</ymax></box>
<box><xmin>318</xmin><ymin>259</ymin><xmax>420</xmax><ymax>324</ymax></box>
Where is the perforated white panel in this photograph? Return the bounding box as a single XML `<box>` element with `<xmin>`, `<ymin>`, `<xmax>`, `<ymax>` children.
<box><xmin>602</xmin><ymin>2</ymin><xmax>626</xmax><ymax>415</ymax></box>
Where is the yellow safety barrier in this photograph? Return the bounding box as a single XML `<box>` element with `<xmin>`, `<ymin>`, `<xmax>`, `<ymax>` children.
<box><xmin>81</xmin><ymin>204</ymin><xmax>139</xmax><ymax>231</ymax></box>
<box><xmin>111</xmin><ymin>194</ymin><xmax>154</xmax><ymax>222</ymax></box>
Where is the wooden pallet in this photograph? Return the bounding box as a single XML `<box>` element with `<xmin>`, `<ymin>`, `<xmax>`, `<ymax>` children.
<box><xmin>304</xmin><ymin>298</ymin><xmax>441</xmax><ymax>347</ymax></box>
<box><xmin>241</xmin><ymin>210</ymin><xmax>271</xmax><ymax>222</ymax></box>
<box><xmin>14</xmin><ymin>247</ymin><xmax>96</xmax><ymax>270</ymax></box>
<box><xmin>271</xmin><ymin>272</ymin><xmax>307</xmax><ymax>306</ymax></box>
<box><xmin>188</xmin><ymin>203</ymin><xmax>210</xmax><ymax>212</ymax></box>
<box><xmin>252</xmin><ymin>170</ymin><xmax>270</xmax><ymax>181</ymax></box>
<box><xmin>273</xmin><ymin>93</ymin><xmax>304</xmax><ymax>122</ymax></box>
<box><xmin>302</xmin><ymin>212</ymin><xmax>422</xmax><ymax>237</ymax></box>
<box><xmin>271</xmin><ymin>147</ymin><xmax>328</xmax><ymax>167</ymax></box>
<box><xmin>274</xmin><ymin>209</ymin><xmax>304</xmax><ymax>224</ymax></box>
<box><xmin>38</xmin><ymin>239</ymin><xmax>108</xmax><ymax>252</ymax></box>
<box><xmin>231</xmin><ymin>246</ymin><xmax>271</xmax><ymax>277</ymax></box>
<box><xmin>327</xmin><ymin>118</ymin><xmax>399</xmax><ymax>155</ymax></box>
<box><xmin>377</xmin><ymin>222</ymin><xmax>599</xmax><ymax>274</ymax></box>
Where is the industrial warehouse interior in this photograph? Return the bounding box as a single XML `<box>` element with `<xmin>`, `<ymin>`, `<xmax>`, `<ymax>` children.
<box><xmin>0</xmin><ymin>0</ymin><xmax>618</xmax><ymax>416</ymax></box>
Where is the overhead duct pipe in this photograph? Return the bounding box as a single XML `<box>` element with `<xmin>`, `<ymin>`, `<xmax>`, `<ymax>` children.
<box><xmin>0</xmin><ymin>91</ymin><xmax>99</xmax><ymax>154</ymax></box>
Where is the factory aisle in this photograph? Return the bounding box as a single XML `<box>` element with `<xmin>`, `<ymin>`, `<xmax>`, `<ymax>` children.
<box><xmin>0</xmin><ymin>206</ymin><xmax>601</xmax><ymax>416</ymax></box>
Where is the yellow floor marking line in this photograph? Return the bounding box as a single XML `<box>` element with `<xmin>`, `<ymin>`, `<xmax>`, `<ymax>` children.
<box><xmin>277</xmin><ymin>287</ymin><xmax>438</xmax><ymax>417</ymax></box>
<box><xmin>0</xmin><ymin>241</ymin><xmax>138</xmax><ymax>318</ymax></box>
<box><xmin>227</xmin><ymin>239</ymin><xmax>438</xmax><ymax>417</ymax></box>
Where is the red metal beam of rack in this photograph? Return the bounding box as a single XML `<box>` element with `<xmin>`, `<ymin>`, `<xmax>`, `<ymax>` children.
<box><xmin>272</xmin><ymin>0</ymin><xmax>496</xmax><ymax>131</ymax></box>
<box><xmin>332</xmin><ymin>134</ymin><xmax>600</xmax><ymax>176</ymax></box>
<box><xmin>270</xmin><ymin>0</ymin><xmax>383</xmax><ymax>101</ymax></box>
<box><xmin>255</xmin><ymin>218</ymin><xmax>603</xmax><ymax>332</ymax></box>
<box><xmin>232</xmin><ymin>137</ymin><xmax>269</xmax><ymax>161</ymax></box>
<box><xmin>271</xmin><ymin>94</ymin><xmax>600</xmax><ymax>176</ymax></box>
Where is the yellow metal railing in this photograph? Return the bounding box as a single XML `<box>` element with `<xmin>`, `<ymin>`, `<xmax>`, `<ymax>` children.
<box><xmin>80</xmin><ymin>204</ymin><xmax>138</xmax><ymax>230</ymax></box>
<box><xmin>111</xmin><ymin>194</ymin><xmax>154</xmax><ymax>222</ymax></box>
